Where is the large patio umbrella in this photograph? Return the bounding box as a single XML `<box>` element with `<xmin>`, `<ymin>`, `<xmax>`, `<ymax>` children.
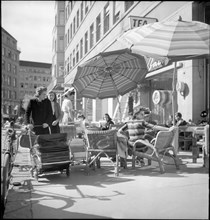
<box><xmin>72</xmin><ymin>49</ymin><xmax>148</xmax><ymax>120</ymax></box>
<box><xmin>118</xmin><ymin>16</ymin><xmax>210</xmax><ymax>124</ymax></box>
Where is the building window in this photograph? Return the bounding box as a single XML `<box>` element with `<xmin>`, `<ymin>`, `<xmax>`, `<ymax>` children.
<box><xmin>13</xmin><ymin>78</ymin><xmax>17</xmax><ymax>87</ymax></box>
<box><xmin>59</xmin><ymin>36</ymin><xmax>64</xmax><ymax>51</ymax></box>
<box><xmin>67</xmin><ymin>28</ymin><xmax>70</xmax><ymax>45</ymax></box>
<box><xmin>104</xmin><ymin>2</ymin><xmax>110</xmax><ymax>34</ymax></box>
<box><xmin>70</xmin><ymin>54</ymin><xmax>72</xmax><ymax>70</ymax></box>
<box><xmin>80</xmin><ymin>2</ymin><xmax>83</xmax><ymax>21</ymax></box>
<box><xmin>113</xmin><ymin>1</ymin><xmax>121</xmax><ymax>24</ymax></box>
<box><xmin>2</xmin><ymin>60</ymin><xmax>6</xmax><ymax>70</ymax></box>
<box><xmin>67</xmin><ymin>57</ymin><xmax>70</xmax><ymax>73</ymax></box>
<box><xmin>96</xmin><ymin>13</ymin><xmax>101</xmax><ymax>42</ymax></box>
<box><xmin>76</xmin><ymin>44</ymin><xmax>79</xmax><ymax>63</ymax></box>
<box><xmin>77</xmin><ymin>9</ymin><xmax>79</xmax><ymax>28</ymax></box>
<box><xmin>8</xmin><ymin>63</ymin><xmax>11</xmax><ymax>72</ymax></box>
<box><xmin>90</xmin><ymin>23</ymin><xmax>94</xmax><ymax>49</ymax></box>
<box><xmin>73</xmin><ymin>17</ymin><xmax>76</xmax><ymax>34</ymax></box>
<box><xmin>85</xmin><ymin>31</ymin><xmax>88</xmax><ymax>54</ymax></box>
<box><xmin>59</xmin><ymin>10</ymin><xmax>65</xmax><ymax>25</ymax></box>
<box><xmin>13</xmin><ymin>65</ymin><xmax>17</xmax><ymax>74</ymax></box>
<box><xmin>8</xmin><ymin>76</ymin><xmax>11</xmax><ymax>86</ymax></box>
<box><xmin>73</xmin><ymin>49</ymin><xmax>75</xmax><ymax>66</ymax></box>
<box><xmin>125</xmin><ymin>1</ymin><xmax>134</xmax><ymax>12</ymax></box>
<box><xmin>85</xmin><ymin>1</ymin><xmax>89</xmax><ymax>14</ymax></box>
<box><xmin>34</xmin><ymin>76</ymin><xmax>37</xmax><ymax>81</ymax></box>
<box><xmin>70</xmin><ymin>23</ymin><xmax>72</xmax><ymax>40</ymax></box>
<box><xmin>2</xmin><ymin>47</ymin><xmax>6</xmax><ymax>56</ymax></box>
<box><xmin>80</xmin><ymin>38</ymin><xmax>83</xmax><ymax>59</ymax></box>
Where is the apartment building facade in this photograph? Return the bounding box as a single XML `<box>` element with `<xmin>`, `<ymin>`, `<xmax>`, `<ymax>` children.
<box><xmin>19</xmin><ymin>61</ymin><xmax>52</xmax><ymax>107</ymax></box>
<box><xmin>53</xmin><ymin>1</ymin><xmax>209</xmax><ymax>124</ymax></box>
<box><xmin>1</xmin><ymin>27</ymin><xmax>21</xmax><ymax>118</ymax></box>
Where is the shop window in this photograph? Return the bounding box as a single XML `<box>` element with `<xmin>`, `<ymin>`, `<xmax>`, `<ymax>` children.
<box><xmin>104</xmin><ymin>2</ymin><xmax>110</xmax><ymax>34</ymax></box>
<box><xmin>96</xmin><ymin>13</ymin><xmax>101</xmax><ymax>42</ymax></box>
<box><xmin>85</xmin><ymin>31</ymin><xmax>88</xmax><ymax>54</ymax></box>
<box><xmin>90</xmin><ymin>23</ymin><xmax>94</xmax><ymax>49</ymax></box>
<box><xmin>125</xmin><ymin>1</ymin><xmax>134</xmax><ymax>12</ymax></box>
<box><xmin>80</xmin><ymin>38</ymin><xmax>83</xmax><ymax>59</ymax></box>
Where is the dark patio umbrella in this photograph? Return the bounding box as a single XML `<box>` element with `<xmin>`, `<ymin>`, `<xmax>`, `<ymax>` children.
<box><xmin>72</xmin><ymin>49</ymin><xmax>148</xmax><ymax>120</ymax></box>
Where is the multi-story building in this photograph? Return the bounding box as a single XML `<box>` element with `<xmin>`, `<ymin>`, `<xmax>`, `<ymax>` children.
<box><xmin>19</xmin><ymin>60</ymin><xmax>52</xmax><ymax>103</ymax></box>
<box><xmin>47</xmin><ymin>1</ymin><xmax>65</xmax><ymax>106</ymax></box>
<box><xmin>1</xmin><ymin>27</ymin><xmax>21</xmax><ymax>118</ymax></box>
<box><xmin>52</xmin><ymin>1</ymin><xmax>209</xmax><ymax>124</ymax></box>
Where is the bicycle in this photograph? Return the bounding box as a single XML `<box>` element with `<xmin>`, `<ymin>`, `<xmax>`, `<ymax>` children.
<box><xmin>1</xmin><ymin>123</ymin><xmax>19</xmax><ymax>212</ymax></box>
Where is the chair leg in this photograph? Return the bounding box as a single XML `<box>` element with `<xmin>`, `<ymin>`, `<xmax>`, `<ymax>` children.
<box><xmin>170</xmin><ymin>148</ymin><xmax>180</xmax><ymax>170</ymax></box>
<box><xmin>120</xmin><ymin>157</ymin><xmax>127</xmax><ymax>169</ymax></box>
<box><xmin>132</xmin><ymin>145</ymin><xmax>136</xmax><ymax>168</ymax></box>
<box><xmin>115</xmin><ymin>155</ymin><xmax>119</xmax><ymax>176</ymax></box>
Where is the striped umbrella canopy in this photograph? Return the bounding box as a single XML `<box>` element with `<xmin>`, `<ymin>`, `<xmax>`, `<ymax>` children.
<box><xmin>118</xmin><ymin>16</ymin><xmax>210</xmax><ymax>61</ymax></box>
<box><xmin>72</xmin><ymin>49</ymin><xmax>148</xmax><ymax>99</ymax></box>
<box><xmin>118</xmin><ymin>16</ymin><xmax>210</xmax><ymax>124</ymax></box>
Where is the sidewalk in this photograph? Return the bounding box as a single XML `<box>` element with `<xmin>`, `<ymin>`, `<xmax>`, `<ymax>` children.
<box><xmin>3</xmin><ymin>145</ymin><xmax>209</xmax><ymax>219</ymax></box>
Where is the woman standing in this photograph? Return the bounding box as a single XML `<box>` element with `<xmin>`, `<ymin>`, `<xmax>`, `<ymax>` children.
<box><xmin>25</xmin><ymin>86</ymin><xmax>53</xmax><ymax>135</ymax></box>
<box><xmin>48</xmin><ymin>91</ymin><xmax>62</xmax><ymax>133</ymax></box>
<box><xmin>61</xmin><ymin>89</ymin><xmax>75</xmax><ymax>125</ymax></box>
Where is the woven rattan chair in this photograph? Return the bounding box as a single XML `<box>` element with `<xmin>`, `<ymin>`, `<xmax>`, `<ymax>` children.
<box><xmin>132</xmin><ymin>126</ymin><xmax>180</xmax><ymax>173</ymax></box>
<box><xmin>85</xmin><ymin>128</ymin><xmax>119</xmax><ymax>176</ymax></box>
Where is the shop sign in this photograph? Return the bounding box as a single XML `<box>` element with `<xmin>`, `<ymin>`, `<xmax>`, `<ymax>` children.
<box><xmin>146</xmin><ymin>57</ymin><xmax>170</xmax><ymax>72</ymax></box>
<box><xmin>129</xmin><ymin>16</ymin><xmax>158</xmax><ymax>29</ymax></box>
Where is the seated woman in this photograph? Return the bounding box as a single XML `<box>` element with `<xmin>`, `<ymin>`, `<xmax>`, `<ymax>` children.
<box><xmin>118</xmin><ymin>106</ymin><xmax>169</xmax><ymax>166</ymax></box>
<box><xmin>100</xmin><ymin>113</ymin><xmax>114</xmax><ymax>130</ymax></box>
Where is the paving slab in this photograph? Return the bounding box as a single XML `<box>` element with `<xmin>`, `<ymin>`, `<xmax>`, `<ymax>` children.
<box><xmin>3</xmin><ymin>146</ymin><xmax>209</xmax><ymax>219</ymax></box>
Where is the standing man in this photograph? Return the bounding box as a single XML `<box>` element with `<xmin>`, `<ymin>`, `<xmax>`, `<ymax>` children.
<box><xmin>61</xmin><ymin>88</ymin><xmax>75</xmax><ymax>125</ymax></box>
<box><xmin>25</xmin><ymin>86</ymin><xmax>53</xmax><ymax>135</ymax></box>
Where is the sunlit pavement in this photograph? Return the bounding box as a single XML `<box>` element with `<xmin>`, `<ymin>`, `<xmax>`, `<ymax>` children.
<box><xmin>3</xmin><ymin>144</ymin><xmax>209</xmax><ymax>219</ymax></box>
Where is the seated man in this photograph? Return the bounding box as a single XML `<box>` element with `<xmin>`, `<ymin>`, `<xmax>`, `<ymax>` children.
<box><xmin>118</xmin><ymin>106</ymin><xmax>168</xmax><ymax>166</ymax></box>
<box><xmin>175</xmin><ymin>112</ymin><xmax>188</xmax><ymax>126</ymax></box>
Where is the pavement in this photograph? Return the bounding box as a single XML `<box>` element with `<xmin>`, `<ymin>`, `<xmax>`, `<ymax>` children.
<box><xmin>2</xmin><ymin>143</ymin><xmax>209</xmax><ymax>219</ymax></box>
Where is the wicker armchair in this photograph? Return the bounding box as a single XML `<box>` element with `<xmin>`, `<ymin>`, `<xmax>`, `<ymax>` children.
<box><xmin>85</xmin><ymin>128</ymin><xmax>119</xmax><ymax>176</ymax></box>
<box><xmin>132</xmin><ymin>126</ymin><xmax>180</xmax><ymax>173</ymax></box>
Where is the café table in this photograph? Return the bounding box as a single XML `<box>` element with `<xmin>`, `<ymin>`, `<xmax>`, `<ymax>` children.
<box><xmin>178</xmin><ymin>125</ymin><xmax>206</xmax><ymax>163</ymax></box>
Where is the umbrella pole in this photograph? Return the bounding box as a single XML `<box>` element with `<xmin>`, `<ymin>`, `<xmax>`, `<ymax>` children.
<box><xmin>172</xmin><ymin>61</ymin><xmax>177</xmax><ymax>125</ymax></box>
<box><xmin>116</xmin><ymin>95</ymin><xmax>122</xmax><ymax>122</ymax></box>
